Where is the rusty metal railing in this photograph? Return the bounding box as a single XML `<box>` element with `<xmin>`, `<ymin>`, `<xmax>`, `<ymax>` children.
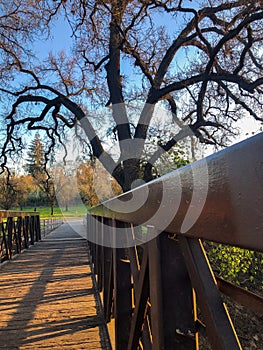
<box><xmin>0</xmin><ymin>211</ymin><xmax>41</xmax><ymax>263</ymax></box>
<box><xmin>87</xmin><ymin>132</ymin><xmax>263</xmax><ymax>350</ymax></box>
<box><xmin>40</xmin><ymin>218</ymin><xmax>63</xmax><ymax>237</ymax></box>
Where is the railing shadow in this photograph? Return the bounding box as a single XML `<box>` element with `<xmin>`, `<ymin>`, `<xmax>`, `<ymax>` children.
<box><xmin>0</xmin><ymin>223</ymin><xmax>111</xmax><ymax>349</ymax></box>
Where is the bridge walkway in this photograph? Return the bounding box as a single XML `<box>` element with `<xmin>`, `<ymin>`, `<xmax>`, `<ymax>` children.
<box><xmin>0</xmin><ymin>219</ymin><xmax>111</xmax><ymax>350</ymax></box>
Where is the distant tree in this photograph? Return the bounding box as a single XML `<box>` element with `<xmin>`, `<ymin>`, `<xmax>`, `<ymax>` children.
<box><xmin>0</xmin><ymin>173</ymin><xmax>32</xmax><ymax>210</ymax></box>
<box><xmin>53</xmin><ymin>166</ymin><xmax>79</xmax><ymax>211</ymax></box>
<box><xmin>0</xmin><ymin>175</ymin><xmax>17</xmax><ymax>210</ymax></box>
<box><xmin>15</xmin><ymin>175</ymin><xmax>34</xmax><ymax>210</ymax></box>
<box><xmin>77</xmin><ymin>160</ymin><xmax>122</xmax><ymax>207</ymax></box>
<box><xmin>37</xmin><ymin>178</ymin><xmax>57</xmax><ymax>215</ymax></box>
<box><xmin>26</xmin><ymin>135</ymin><xmax>57</xmax><ymax>215</ymax></box>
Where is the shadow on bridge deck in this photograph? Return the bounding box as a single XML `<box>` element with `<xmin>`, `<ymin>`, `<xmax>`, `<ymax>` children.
<box><xmin>0</xmin><ymin>219</ymin><xmax>111</xmax><ymax>350</ymax></box>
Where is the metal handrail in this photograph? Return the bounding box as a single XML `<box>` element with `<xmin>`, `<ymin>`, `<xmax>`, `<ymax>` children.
<box><xmin>87</xmin><ymin>133</ymin><xmax>263</xmax><ymax>350</ymax></box>
<box><xmin>0</xmin><ymin>210</ymin><xmax>39</xmax><ymax>219</ymax></box>
<box><xmin>89</xmin><ymin>132</ymin><xmax>263</xmax><ymax>252</ymax></box>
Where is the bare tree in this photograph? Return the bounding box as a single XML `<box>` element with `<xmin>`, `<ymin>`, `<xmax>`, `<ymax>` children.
<box><xmin>0</xmin><ymin>0</ymin><xmax>263</xmax><ymax>191</ymax></box>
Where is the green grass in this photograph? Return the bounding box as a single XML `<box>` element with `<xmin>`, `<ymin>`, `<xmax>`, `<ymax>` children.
<box><xmin>12</xmin><ymin>205</ymin><xmax>89</xmax><ymax>220</ymax></box>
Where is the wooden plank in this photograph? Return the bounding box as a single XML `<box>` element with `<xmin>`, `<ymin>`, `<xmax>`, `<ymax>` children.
<box><xmin>0</xmin><ymin>222</ymin><xmax>111</xmax><ymax>349</ymax></box>
<box><xmin>89</xmin><ymin>133</ymin><xmax>263</xmax><ymax>251</ymax></box>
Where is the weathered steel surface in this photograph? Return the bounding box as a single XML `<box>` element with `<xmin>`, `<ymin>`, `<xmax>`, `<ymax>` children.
<box><xmin>179</xmin><ymin>236</ymin><xmax>242</xmax><ymax>350</ymax></box>
<box><xmin>0</xmin><ymin>221</ymin><xmax>111</xmax><ymax>350</ymax></box>
<box><xmin>1</xmin><ymin>212</ymin><xmax>41</xmax><ymax>262</ymax></box>
<box><xmin>127</xmin><ymin>245</ymin><xmax>149</xmax><ymax>350</ymax></box>
<box><xmin>155</xmin><ymin>233</ymin><xmax>196</xmax><ymax>350</ymax></box>
<box><xmin>127</xmin><ymin>225</ymin><xmax>152</xmax><ymax>350</ymax></box>
<box><xmin>113</xmin><ymin>221</ymin><xmax>132</xmax><ymax>350</ymax></box>
<box><xmin>148</xmin><ymin>233</ymin><xmax>165</xmax><ymax>350</ymax></box>
<box><xmin>89</xmin><ymin>133</ymin><xmax>263</xmax><ymax>251</ymax></box>
<box><xmin>216</xmin><ymin>276</ymin><xmax>263</xmax><ymax>316</ymax></box>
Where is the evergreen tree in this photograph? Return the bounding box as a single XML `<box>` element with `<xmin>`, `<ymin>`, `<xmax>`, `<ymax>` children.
<box><xmin>26</xmin><ymin>134</ymin><xmax>45</xmax><ymax>177</ymax></box>
<box><xmin>25</xmin><ymin>134</ymin><xmax>57</xmax><ymax>215</ymax></box>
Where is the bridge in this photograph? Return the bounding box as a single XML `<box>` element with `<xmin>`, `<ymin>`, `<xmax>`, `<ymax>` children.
<box><xmin>0</xmin><ymin>217</ymin><xmax>111</xmax><ymax>349</ymax></box>
<box><xmin>0</xmin><ymin>132</ymin><xmax>262</xmax><ymax>349</ymax></box>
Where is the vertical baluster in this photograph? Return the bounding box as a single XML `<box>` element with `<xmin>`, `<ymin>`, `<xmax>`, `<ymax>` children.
<box><xmin>21</xmin><ymin>217</ymin><xmax>26</xmax><ymax>250</ymax></box>
<box><xmin>148</xmin><ymin>228</ymin><xmax>165</xmax><ymax>350</ymax></box>
<box><xmin>32</xmin><ymin>215</ymin><xmax>36</xmax><ymax>242</ymax></box>
<box><xmin>97</xmin><ymin>216</ymin><xmax>103</xmax><ymax>292</ymax></box>
<box><xmin>7</xmin><ymin>217</ymin><xmax>13</xmax><ymax>259</ymax></box>
<box><xmin>128</xmin><ymin>224</ymin><xmax>152</xmax><ymax>350</ymax></box>
<box><xmin>127</xmin><ymin>243</ymin><xmax>149</xmax><ymax>350</ymax></box>
<box><xmin>102</xmin><ymin>218</ymin><xmax>113</xmax><ymax>323</ymax></box>
<box><xmin>87</xmin><ymin>213</ymin><xmax>91</xmax><ymax>252</ymax></box>
<box><xmin>36</xmin><ymin>214</ymin><xmax>41</xmax><ymax>241</ymax></box>
<box><xmin>94</xmin><ymin>216</ymin><xmax>99</xmax><ymax>275</ymax></box>
<box><xmin>90</xmin><ymin>216</ymin><xmax>96</xmax><ymax>263</ymax></box>
<box><xmin>43</xmin><ymin>219</ymin><xmax>45</xmax><ymax>237</ymax></box>
<box><xmin>143</xmin><ymin>229</ymin><xmax>196</xmax><ymax>350</ymax></box>
<box><xmin>2</xmin><ymin>221</ymin><xmax>9</xmax><ymax>261</ymax></box>
<box><xmin>24</xmin><ymin>216</ymin><xmax>29</xmax><ymax>248</ymax></box>
<box><xmin>29</xmin><ymin>215</ymin><xmax>34</xmax><ymax>245</ymax></box>
<box><xmin>0</xmin><ymin>221</ymin><xmax>3</xmax><ymax>261</ymax></box>
<box><xmin>112</xmin><ymin>219</ymin><xmax>132</xmax><ymax>350</ymax></box>
<box><xmin>13</xmin><ymin>217</ymin><xmax>19</xmax><ymax>255</ymax></box>
<box><xmin>17</xmin><ymin>216</ymin><xmax>22</xmax><ymax>253</ymax></box>
<box><xmin>179</xmin><ymin>237</ymin><xmax>241</xmax><ymax>350</ymax></box>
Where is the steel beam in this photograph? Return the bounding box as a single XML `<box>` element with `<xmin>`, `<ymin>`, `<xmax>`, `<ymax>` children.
<box><xmin>89</xmin><ymin>133</ymin><xmax>263</xmax><ymax>251</ymax></box>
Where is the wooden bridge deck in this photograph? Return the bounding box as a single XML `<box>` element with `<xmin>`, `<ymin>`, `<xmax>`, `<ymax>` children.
<box><xmin>0</xmin><ymin>219</ymin><xmax>111</xmax><ymax>350</ymax></box>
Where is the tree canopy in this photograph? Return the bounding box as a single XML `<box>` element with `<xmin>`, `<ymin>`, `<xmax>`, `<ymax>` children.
<box><xmin>0</xmin><ymin>0</ymin><xmax>262</xmax><ymax>191</ymax></box>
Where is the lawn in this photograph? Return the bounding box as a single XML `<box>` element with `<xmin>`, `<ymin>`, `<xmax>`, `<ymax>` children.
<box><xmin>12</xmin><ymin>205</ymin><xmax>89</xmax><ymax>220</ymax></box>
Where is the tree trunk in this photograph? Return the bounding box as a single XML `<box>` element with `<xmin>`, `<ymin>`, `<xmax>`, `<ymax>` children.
<box><xmin>118</xmin><ymin>159</ymin><xmax>141</xmax><ymax>192</ymax></box>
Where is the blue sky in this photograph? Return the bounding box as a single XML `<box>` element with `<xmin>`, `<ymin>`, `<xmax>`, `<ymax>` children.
<box><xmin>34</xmin><ymin>16</ymin><xmax>72</xmax><ymax>58</ymax></box>
<box><xmin>30</xmin><ymin>6</ymin><xmax>262</xmax><ymax>155</ymax></box>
